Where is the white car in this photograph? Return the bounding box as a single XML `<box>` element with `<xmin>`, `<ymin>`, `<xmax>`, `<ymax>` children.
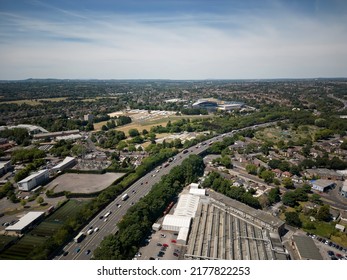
<box><xmin>94</xmin><ymin>227</ymin><xmax>99</xmax><ymax>232</ymax></box>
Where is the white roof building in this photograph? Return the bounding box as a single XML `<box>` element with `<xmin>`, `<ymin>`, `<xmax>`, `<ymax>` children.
<box><xmin>18</xmin><ymin>169</ymin><xmax>49</xmax><ymax>191</ymax></box>
<box><xmin>162</xmin><ymin>215</ymin><xmax>191</xmax><ymax>232</ymax></box>
<box><xmin>189</xmin><ymin>183</ymin><xmax>200</xmax><ymax>189</ymax></box>
<box><xmin>173</xmin><ymin>194</ymin><xmax>200</xmax><ymax>217</ymax></box>
<box><xmin>177</xmin><ymin>227</ymin><xmax>190</xmax><ymax>245</ymax></box>
<box><xmin>51</xmin><ymin>156</ymin><xmax>76</xmax><ymax>172</ymax></box>
<box><xmin>5</xmin><ymin>211</ymin><xmax>45</xmax><ymax>233</ymax></box>
<box><xmin>189</xmin><ymin>188</ymin><xmax>206</xmax><ymax>196</ymax></box>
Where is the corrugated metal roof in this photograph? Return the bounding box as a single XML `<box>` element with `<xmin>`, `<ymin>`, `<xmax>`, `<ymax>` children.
<box><xmin>174</xmin><ymin>194</ymin><xmax>200</xmax><ymax>217</ymax></box>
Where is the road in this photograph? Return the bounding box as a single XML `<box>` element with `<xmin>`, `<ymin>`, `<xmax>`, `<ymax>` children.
<box><xmin>55</xmin><ymin>121</ymin><xmax>278</xmax><ymax>260</ymax></box>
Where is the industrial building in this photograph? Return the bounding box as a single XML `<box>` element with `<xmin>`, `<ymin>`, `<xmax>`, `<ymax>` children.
<box><xmin>0</xmin><ymin>160</ymin><xmax>12</xmax><ymax>176</ymax></box>
<box><xmin>185</xmin><ymin>191</ymin><xmax>287</xmax><ymax>260</ymax></box>
<box><xmin>33</xmin><ymin>129</ymin><xmax>80</xmax><ymax>140</ymax></box>
<box><xmin>341</xmin><ymin>180</ymin><xmax>347</xmax><ymax>198</ymax></box>
<box><xmin>292</xmin><ymin>235</ymin><xmax>322</xmax><ymax>260</ymax></box>
<box><xmin>5</xmin><ymin>212</ymin><xmax>45</xmax><ymax>234</ymax></box>
<box><xmin>51</xmin><ymin>156</ymin><xmax>76</xmax><ymax>173</ymax></box>
<box><xmin>17</xmin><ymin>169</ymin><xmax>49</xmax><ymax>191</ymax></box>
<box><xmin>305</xmin><ymin>168</ymin><xmax>343</xmax><ymax>181</ymax></box>
<box><xmin>310</xmin><ymin>179</ymin><xmax>335</xmax><ymax>192</ymax></box>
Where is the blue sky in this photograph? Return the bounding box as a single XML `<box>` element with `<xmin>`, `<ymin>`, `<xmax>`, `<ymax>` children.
<box><xmin>0</xmin><ymin>0</ymin><xmax>346</xmax><ymax>79</ymax></box>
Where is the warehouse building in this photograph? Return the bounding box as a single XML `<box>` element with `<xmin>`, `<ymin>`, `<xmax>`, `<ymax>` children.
<box><xmin>51</xmin><ymin>156</ymin><xmax>76</xmax><ymax>173</ymax></box>
<box><xmin>310</xmin><ymin>179</ymin><xmax>335</xmax><ymax>192</ymax></box>
<box><xmin>17</xmin><ymin>169</ymin><xmax>49</xmax><ymax>191</ymax></box>
<box><xmin>292</xmin><ymin>235</ymin><xmax>322</xmax><ymax>260</ymax></box>
<box><xmin>5</xmin><ymin>212</ymin><xmax>45</xmax><ymax>234</ymax></box>
<box><xmin>341</xmin><ymin>180</ymin><xmax>347</xmax><ymax>198</ymax></box>
<box><xmin>0</xmin><ymin>160</ymin><xmax>12</xmax><ymax>176</ymax></box>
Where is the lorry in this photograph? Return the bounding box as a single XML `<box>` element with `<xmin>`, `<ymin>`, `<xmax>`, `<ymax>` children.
<box><xmin>74</xmin><ymin>232</ymin><xmax>85</xmax><ymax>243</ymax></box>
<box><xmin>122</xmin><ymin>194</ymin><xmax>129</xmax><ymax>201</ymax></box>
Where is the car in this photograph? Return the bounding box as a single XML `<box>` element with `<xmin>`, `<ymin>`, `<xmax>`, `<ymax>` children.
<box><xmin>85</xmin><ymin>249</ymin><xmax>91</xmax><ymax>255</ymax></box>
<box><xmin>325</xmin><ymin>240</ymin><xmax>329</xmax><ymax>245</ymax></box>
<box><xmin>104</xmin><ymin>218</ymin><xmax>108</xmax><ymax>222</ymax></box>
<box><xmin>321</xmin><ymin>239</ymin><xmax>326</xmax><ymax>243</ymax></box>
<box><xmin>141</xmin><ymin>182</ymin><xmax>143</xmax><ymax>185</ymax></box>
<box><xmin>336</xmin><ymin>253</ymin><xmax>343</xmax><ymax>259</ymax></box>
<box><xmin>117</xmin><ymin>204</ymin><xmax>121</xmax><ymax>208</ymax></box>
<box><xmin>156</xmin><ymin>243</ymin><xmax>162</xmax><ymax>246</ymax></box>
<box><xmin>149</xmin><ymin>257</ymin><xmax>155</xmax><ymax>260</ymax></box>
<box><xmin>318</xmin><ymin>237</ymin><xmax>322</xmax><ymax>242</ymax></box>
<box><xmin>135</xmin><ymin>252</ymin><xmax>142</xmax><ymax>257</ymax></box>
<box><xmin>89</xmin><ymin>226</ymin><xmax>93</xmax><ymax>230</ymax></box>
<box><xmin>163</xmin><ymin>243</ymin><xmax>169</xmax><ymax>247</ymax></box>
<box><xmin>161</xmin><ymin>246</ymin><xmax>166</xmax><ymax>251</ymax></box>
<box><xmin>171</xmin><ymin>239</ymin><xmax>177</xmax><ymax>243</ymax></box>
<box><xmin>145</xmin><ymin>182</ymin><xmax>148</xmax><ymax>184</ymax></box>
<box><xmin>76</xmin><ymin>248</ymin><xmax>81</xmax><ymax>253</ymax></box>
<box><xmin>173</xmin><ymin>252</ymin><xmax>179</xmax><ymax>257</ymax></box>
<box><xmin>99</xmin><ymin>216</ymin><xmax>103</xmax><ymax>219</ymax></box>
<box><xmin>331</xmin><ymin>256</ymin><xmax>338</xmax><ymax>260</ymax></box>
<box><xmin>94</xmin><ymin>227</ymin><xmax>99</xmax><ymax>232</ymax></box>
<box><xmin>327</xmin><ymin>250</ymin><xmax>335</xmax><ymax>256</ymax></box>
<box><xmin>131</xmin><ymin>202</ymin><xmax>134</xmax><ymax>205</ymax></box>
<box><xmin>160</xmin><ymin>234</ymin><xmax>166</xmax><ymax>238</ymax></box>
<box><xmin>132</xmin><ymin>190</ymin><xmax>136</xmax><ymax>193</ymax></box>
<box><xmin>63</xmin><ymin>251</ymin><xmax>69</xmax><ymax>256</ymax></box>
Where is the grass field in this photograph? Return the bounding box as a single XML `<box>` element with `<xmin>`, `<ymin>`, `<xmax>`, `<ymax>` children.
<box><xmin>0</xmin><ymin>97</ymin><xmax>67</xmax><ymax>106</ymax></box>
<box><xmin>0</xmin><ymin>235</ymin><xmax>48</xmax><ymax>260</ymax></box>
<box><xmin>255</xmin><ymin>125</ymin><xmax>318</xmax><ymax>144</ymax></box>
<box><xmin>0</xmin><ymin>200</ymin><xmax>87</xmax><ymax>259</ymax></box>
<box><xmin>0</xmin><ymin>235</ymin><xmax>17</xmax><ymax>251</ymax></box>
<box><xmin>94</xmin><ymin>114</ymin><xmax>211</xmax><ymax>134</ymax></box>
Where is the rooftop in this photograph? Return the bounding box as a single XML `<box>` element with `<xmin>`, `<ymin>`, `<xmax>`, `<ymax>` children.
<box><xmin>311</xmin><ymin>179</ymin><xmax>335</xmax><ymax>188</ymax></box>
<box><xmin>18</xmin><ymin>169</ymin><xmax>48</xmax><ymax>184</ymax></box>
<box><xmin>5</xmin><ymin>212</ymin><xmax>45</xmax><ymax>231</ymax></box>
<box><xmin>292</xmin><ymin>235</ymin><xmax>323</xmax><ymax>260</ymax></box>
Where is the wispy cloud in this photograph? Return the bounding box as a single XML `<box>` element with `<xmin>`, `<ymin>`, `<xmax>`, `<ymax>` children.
<box><xmin>0</xmin><ymin>1</ymin><xmax>346</xmax><ymax>79</ymax></box>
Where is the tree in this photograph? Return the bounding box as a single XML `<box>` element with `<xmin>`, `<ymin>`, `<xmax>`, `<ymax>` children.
<box><xmin>282</xmin><ymin>177</ymin><xmax>294</xmax><ymax>189</ymax></box>
<box><xmin>246</xmin><ymin>164</ymin><xmax>257</xmax><ymax>175</ymax></box>
<box><xmin>260</xmin><ymin>170</ymin><xmax>275</xmax><ymax>183</ymax></box>
<box><xmin>285</xmin><ymin>212</ymin><xmax>302</xmax><ymax>227</ymax></box>
<box><xmin>316</xmin><ymin>204</ymin><xmax>331</xmax><ymax>222</ymax></box>
<box><xmin>142</xmin><ymin>129</ymin><xmax>148</xmax><ymax>135</ymax></box>
<box><xmin>282</xmin><ymin>191</ymin><xmax>298</xmax><ymax>207</ymax></box>
<box><xmin>36</xmin><ymin>196</ymin><xmax>44</xmax><ymax>204</ymax></box>
<box><xmin>268</xmin><ymin>187</ymin><xmax>281</xmax><ymax>205</ymax></box>
<box><xmin>220</xmin><ymin>155</ymin><xmax>233</xmax><ymax>169</ymax></box>
<box><xmin>128</xmin><ymin>129</ymin><xmax>140</xmax><ymax>137</ymax></box>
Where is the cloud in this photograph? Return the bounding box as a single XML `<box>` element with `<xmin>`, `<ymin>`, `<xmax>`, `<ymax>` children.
<box><xmin>0</xmin><ymin>3</ymin><xmax>346</xmax><ymax>79</ymax></box>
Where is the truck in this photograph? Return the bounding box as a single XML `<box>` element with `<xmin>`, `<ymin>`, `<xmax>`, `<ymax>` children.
<box><xmin>122</xmin><ymin>194</ymin><xmax>129</xmax><ymax>201</ymax></box>
<box><xmin>74</xmin><ymin>232</ymin><xmax>85</xmax><ymax>243</ymax></box>
<box><xmin>104</xmin><ymin>211</ymin><xmax>111</xmax><ymax>218</ymax></box>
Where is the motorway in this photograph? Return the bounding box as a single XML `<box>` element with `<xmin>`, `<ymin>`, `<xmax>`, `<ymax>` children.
<box><xmin>55</xmin><ymin>121</ymin><xmax>277</xmax><ymax>260</ymax></box>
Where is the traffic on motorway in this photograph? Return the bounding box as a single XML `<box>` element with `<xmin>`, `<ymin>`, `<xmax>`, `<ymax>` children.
<box><xmin>56</xmin><ymin>122</ymin><xmax>276</xmax><ymax>260</ymax></box>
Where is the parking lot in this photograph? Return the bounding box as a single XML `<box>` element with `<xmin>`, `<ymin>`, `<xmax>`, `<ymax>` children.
<box><xmin>310</xmin><ymin>234</ymin><xmax>347</xmax><ymax>260</ymax></box>
<box><xmin>134</xmin><ymin>230</ymin><xmax>186</xmax><ymax>260</ymax></box>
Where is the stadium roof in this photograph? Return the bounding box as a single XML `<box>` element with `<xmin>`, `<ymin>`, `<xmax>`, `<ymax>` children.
<box><xmin>5</xmin><ymin>212</ymin><xmax>45</xmax><ymax>232</ymax></box>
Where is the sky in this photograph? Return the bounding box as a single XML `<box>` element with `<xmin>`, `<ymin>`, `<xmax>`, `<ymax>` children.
<box><xmin>0</xmin><ymin>0</ymin><xmax>347</xmax><ymax>80</ymax></box>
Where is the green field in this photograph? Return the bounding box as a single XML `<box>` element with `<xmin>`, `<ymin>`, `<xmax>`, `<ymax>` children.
<box><xmin>0</xmin><ymin>235</ymin><xmax>48</xmax><ymax>260</ymax></box>
<box><xmin>0</xmin><ymin>200</ymin><xmax>87</xmax><ymax>259</ymax></box>
<box><xmin>0</xmin><ymin>235</ymin><xmax>17</xmax><ymax>251</ymax></box>
<box><xmin>255</xmin><ymin>125</ymin><xmax>318</xmax><ymax>144</ymax></box>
